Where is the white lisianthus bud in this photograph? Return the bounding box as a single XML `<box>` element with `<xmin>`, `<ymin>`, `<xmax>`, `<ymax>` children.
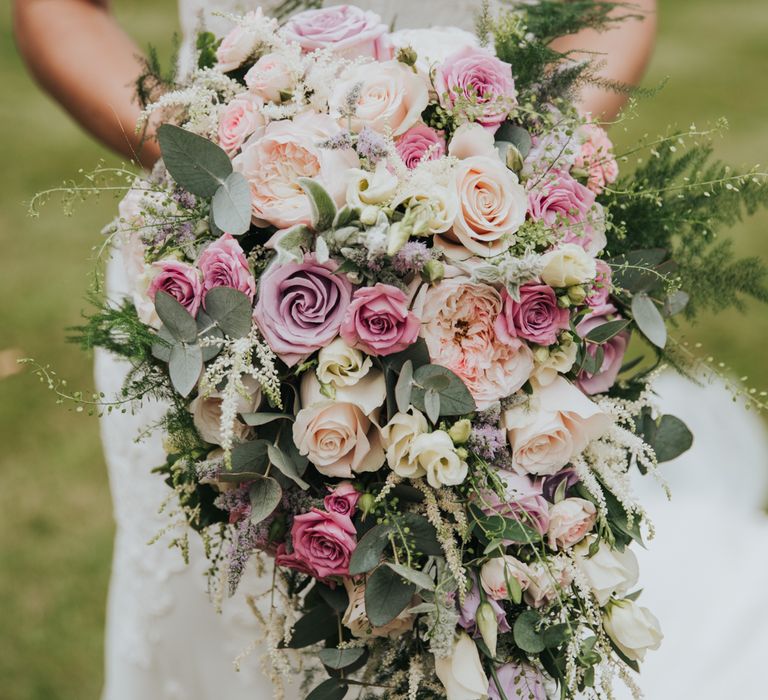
<box><xmin>532</xmin><ymin>338</ymin><xmax>578</xmax><ymax>387</ymax></box>
<box><xmin>347</xmin><ymin>162</ymin><xmax>399</xmax><ymax>209</ymax></box>
<box><xmin>381</xmin><ymin>409</ymin><xmax>430</xmax><ymax>479</ymax></box>
<box><xmin>448</xmin><ymin>418</ymin><xmax>472</xmax><ymax>445</ymax></box>
<box><xmin>387</xmin><ymin>221</ymin><xmax>411</xmax><ymax>256</ymax></box>
<box><xmin>316</xmin><ymin>337</ymin><xmax>373</xmax><ymax>388</ymax></box>
<box><xmin>572</xmin><ymin>537</ymin><xmax>639</xmax><ymax>606</ymax></box>
<box><xmin>540</xmin><ymin>244</ymin><xmax>597</xmax><ymax>288</ymax></box>
<box><xmin>434</xmin><ymin>633</ymin><xmax>489</xmax><ymax>700</ymax></box>
<box><xmin>360</xmin><ymin>205</ymin><xmax>380</xmax><ymax>226</ymax></box>
<box><xmin>408</xmin><ymin>430</ymin><xmax>468</xmax><ymax>488</ymax></box>
<box><xmin>603</xmin><ymin>599</ymin><xmax>663</xmax><ymax>662</ymax></box>
<box><xmin>476</xmin><ymin>602</ymin><xmax>498</xmax><ymax>658</ymax></box>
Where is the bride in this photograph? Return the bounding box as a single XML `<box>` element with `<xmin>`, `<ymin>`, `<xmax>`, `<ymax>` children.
<box><xmin>13</xmin><ymin>1</ymin><xmax>768</xmax><ymax>698</ymax></box>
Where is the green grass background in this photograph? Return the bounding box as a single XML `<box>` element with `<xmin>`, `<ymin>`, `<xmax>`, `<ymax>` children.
<box><xmin>0</xmin><ymin>1</ymin><xmax>766</xmax><ymax>698</ymax></box>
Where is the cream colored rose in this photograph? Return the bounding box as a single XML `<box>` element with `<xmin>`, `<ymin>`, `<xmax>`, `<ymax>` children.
<box><xmin>603</xmin><ymin>600</ymin><xmax>663</xmax><ymax>662</ymax></box>
<box><xmin>505</xmin><ymin>377</ymin><xmax>611</xmax><ymax>476</ymax></box>
<box><xmin>532</xmin><ymin>339</ymin><xmax>579</xmax><ymax>387</ymax></box>
<box><xmin>342</xmin><ymin>577</ymin><xmax>415</xmax><ymax>638</ymax></box>
<box><xmin>381</xmin><ymin>409</ymin><xmax>429</xmax><ymax>478</ymax></box>
<box><xmin>346</xmin><ymin>161</ymin><xmax>399</xmax><ymax>208</ymax></box>
<box><xmin>244</xmin><ymin>50</ymin><xmax>298</xmax><ymax>103</ymax></box>
<box><xmin>434</xmin><ymin>633</ymin><xmax>489</xmax><ymax>700</ymax></box>
<box><xmin>480</xmin><ymin>555</ymin><xmax>531</xmax><ymax>600</ymax></box>
<box><xmin>330</xmin><ymin>60</ymin><xmax>429</xmax><ymax>136</ymax></box>
<box><xmin>189</xmin><ymin>376</ymin><xmax>262</xmax><ymax>446</ymax></box>
<box><xmin>524</xmin><ymin>556</ymin><xmax>574</xmax><ymax>608</ymax></box>
<box><xmin>436</xmin><ymin>155</ymin><xmax>527</xmax><ymax>260</ymax></box>
<box><xmin>573</xmin><ymin>537</ymin><xmax>639</xmax><ymax>606</ymax></box>
<box><xmin>408</xmin><ymin>430</ymin><xmax>468</xmax><ymax>488</ymax></box>
<box><xmin>546</xmin><ymin>497</ymin><xmax>597</xmax><ymax>550</ymax></box>
<box><xmin>301</xmin><ymin>366</ymin><xmax>386</xmax><ymax>417</ymax></box>
<box><xmin>448</xmin><ymin>123</ymin><xmax>499</xmax><ymax>160</ymax></box>
<box><xmin>540</xmin><ymin>244</ymin><xmax>597</xmax><ymax>288</ymax></box>
<box><xmin>316</xmin><ymin>337</ymin><xmax>372</xmax><ymax>389</ymax></box>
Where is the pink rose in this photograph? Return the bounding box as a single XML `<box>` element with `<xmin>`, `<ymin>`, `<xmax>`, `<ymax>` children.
<box><xmin>546</xmin><ymin>497</ymin><xmax>597</xmax><ymax>549</ymax></box>
<box><xmin>396</xmin><ymin>123</ymin><xmax>446</xmax><ymax>169</ymax></box>
<box><xmin>528</xmin><ymin>172</ymin><xmax>607</xmax><ymax>255</ymax></box>
<box><xmin>283</xmin><ymin>5</ymin><xmax>391</xmax><ymax>60</ymax></box>
<box><xmin>253</xmin><ymin>255</ymin><xmax>352</xmax><ymax>367</ymax></box>
<box><xmin>435</xmin><ymin>46</ymin><xmax>517</xmax><ymax>131</ymax></box>
<box><xmin>276</xmin><ymin>542</ymin><xmax>317</xmax><ymax>578</ymax></box>
<box><xmin>479</xmin><ymin>470</ymin><xmax>550</xmax><ymax>536</ymax></box>
<box><xmin>234</xmin><ymin>112</ymin><xmax>359</xmax><ymax>229</ymax></box>
<box><xmin>198</xmin><ymin>234</ymin><xmax>256</xmax><ymax>301</ymax></box>
<box><xmin>216</xmin><ymin>11</ymin><xmax>265</xmax><ymax>72</ymax></box>
<box><xmin>289</xmin><ymin>508</ymin><xmax>357</xmax><ymax>579</ymax></box>
<box><xmin>575</xmin><ymin>303</ymin><xmax>629</xmax><ymax>395</ymax></box>
<box><xmin>586</xmin><ymin>260</ymin><xmax>612</xmax><ymax>308</ymax></box>
<box><xmin>324</xmin><ymin>482</ymin><xmax>361</xmax><ymax>517</ymax></box>
<box><xmin>341</xmin><ymin>283</ymin><xmax>420</xmax><ymax>357</ymax></box>
<box><xmin>217</xmin><ymin>93</ymin><xmax>265</xmax><ymax>155</ymax></box>
<box><xmin>244</xmin><ymin>52</ymin><xmax>295</xmax><ymax>103</ymax></box>
<box><xmin>574</xmin><ymin>123</ymin><xmax>619</xmax><ymax>194</ymax></box>
<box><xmin>421</xmin><ymin>280</ymin><xmax>534</xmax><ymax>410</ymax></box>
<box><xmin>495</xmin><ymin>284</ymin><xmax>570</xmax><ymax>347</ymax></box>
<box><xmin>149</xmin><ymin>259</ymin><xmax>202</xmax><ymax>317</ymax></box>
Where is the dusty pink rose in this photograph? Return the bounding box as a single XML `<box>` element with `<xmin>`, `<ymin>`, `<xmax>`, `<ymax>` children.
<box><xmin>234</xmin><ymin>112</ymin><xmax>359</xmax><ymax>229</ymax></box>
<box><xmin>420</xmin><ymin>280</ymin><xmax>534</xmax><ymax>410</ymax></box>
<box><xmin>253</xmin><ymin>255</ymin><xmax>352</xmax><ymax>366</ymax></box>
<box><xmin>435</xmin><ymin>46</ymin><xmax>517</xmax><ymax>131</ymax></box>
<box><xmin>495</xmin><ymin>284</ymin><xmax>570</xmax><ymax>347</ymax></box>
<box><xmin>217</xmin><ymin>93</ymin><xmax>265</xmax><ymax>155</ymax></box>
<box><xmin>216</xmin><ymin>11</ymin><xmax>266</xmax><ymax>72</ymax></box>
<box><xmin>324</xmin><ymin>482</ymin><xmax>361</xmax><ymax>516</ymax></box>
<box><xmin>290</xmin><ymin>508</ymin><xmax>357</xmax><ymax>579</ymax></box>
<box><xmin>395</xmin><ymin>123</ymin><xmax>446</xmax><ymax>169</ymax></box>
<box><xmin>576</xmin><ymin>303</ymin><xmax>629</xmax><ymax>394</ymax></box>
<box><xmin>528</xmin><ymin>172</ymin><xmax>607</xmax><ymax>255</ymax></box>
<box><xmin>546</xmin><ymin>497</ymin><xmax>597</xmax><ymax>549</ymax></box>
<box><xmin>244</xmin><ymin>52</ymin><xmax>295</xmax><ymax>103</ymax></box>
<box><xmin>479</xmin><ymin>470</ymin><xmax>550</xmax><ymax>536</ymax></box>
<box><xmin>198</xmin><ymin>234</ymin><xmax>255</xmax><ymax>301</ymax></box>
<box><xmin>586</xmin><ymin>260</ymin><xmax>613</xmax><ymax>308</ymax></box>
<box><xmin>276</xmin><ymin>542</ymin><xmax>317</xmax><ymax>578</ymax></box>
<box><xmin>149</xmin><ymin>260</ymin><xmax>202</xmax><ymax>317</ymax></box>
<box><xmin>574</xmin><ymin>122</ymin><xmax>619</xmax><ymax>194</ymax></box>
<box><xmin>283</xmin><ymin>5</ymin><xmax>391</xmax><ymax>60</ymax></box>
<box><xmin>341</xmin><ymin>284</ymin><xmax>420</xmax><ymax>357</ymax></box>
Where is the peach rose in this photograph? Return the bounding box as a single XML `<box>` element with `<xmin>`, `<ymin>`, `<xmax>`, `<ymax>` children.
<box><xmin>217</xmin><ymin>93</ymin><xmax>266</xmax><ymax>155</ymax></box>
<box><xmin>329</xmin><ymin>60</ymin><xmax>429</xmax><ymax>137</ymax></box>
<box><xmin>244</xmin><ymin>51</ymin><xmax>297</xmax><ymax>103</ymax></box>
<box><xmin>234</xmin><ymin>111</ymin><xmax>359</xmax><ymax>229</ymax></box>
<box><xmin>546</xmin><ymin>497</ymin><xmax>597</xmax><ymax>549</ymax></box>
<box><xmin>436</xmin><ymin>155</ymin><xmax>527</xmax><ymax>260</ymax></box>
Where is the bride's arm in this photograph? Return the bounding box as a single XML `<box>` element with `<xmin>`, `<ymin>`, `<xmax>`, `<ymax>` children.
<box><xmin>13</xmin><ymin>0</ymin><xmax>161</xmax><ymax>167</ymax></box>
<box><xmin>550</xmin><ymin>0</ymin><xmax>658</xmax><ymax>121</ymax></box>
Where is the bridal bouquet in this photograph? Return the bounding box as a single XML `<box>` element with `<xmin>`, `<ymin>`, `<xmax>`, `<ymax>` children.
<box><xmin>34</xmin><ymin>2</ymin><xmax>768</xmax><ymax>699</ymax></box>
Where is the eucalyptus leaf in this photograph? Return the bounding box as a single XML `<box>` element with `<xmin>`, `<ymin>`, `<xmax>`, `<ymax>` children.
<box><xmin>157</xmin><ymin>124</ymin><xmax>232</xmax><ymax>198</ymax></box>
<box><xmin>513</xmin><ymin>610</ymin><xmax>545</xmax><ymax>654</ymax></box>
<box><xmin>248</xmin><ymin>476</ymin><xmax>282</xmax><ymax>524</ymax></box>
<box><xmin>348</xmin><ymin>523</ymin><xmax>393</xmax><ymax>575</ymax></box>
<box><xmin>211</xmin><ymin>172</ymin><xmax>252</xmax><ymax>235</ymax></box>
<box><xmin>318</xmin><ymin>647</ymin><xmax>365</xmax><ymax>670</ymax></box>
<box><xmin>365</xmin><ymin>565</ymin><xmax>416</xmax><ymax>627</ymax></box>
<box><xmin>495</xmin><ymin>123</ymin><xmax>532</xmax><ymax>157</ymax></box>
<box><xmin>231</xmin><ymin>439</ymin><xmax>270</xmax><ymax>474</ymax></box>
<box><xmin>196</xmin><ymin>310</ymin><xmax>224</xmax><ymax>361</ymax></box>
<box><xmin>653</xmin><ymin>414</ymin><xmax>693</xmax><ymax>462</ymax></box>
<box><xmin>316</xmin><ymin>582</ymin><xmax>349</xmax><ymax>613</ymax></box>
<box><xmin>267</xmin><ymin>444</ymin><xmax>310</xmax><ymax>490</ymax></box>
<box><xmin>385</xmin><ymin>562</ymin><xmax>436</xmax><ymax>592</ymax></box>
<box><xmin>240</xmin><ymin>412</ymin><xmax>294</xmax><ymax>427</ymax></box>
<box><xmin>424</xmin><ymin>388</ymin><xmax>441</xmax><ymax>424</ymax></box>
<box><xmin>155</xmin><ymin>290</ymin><xmax>198</xmax><ymax>343</ymax></box>
<box><xmin>306</xmin><ymin>678</ymin><xmax>348</xmax><ymax>700</ymax></box>
<box><xmin>410</xmin><ymin>364</ymin><xmax>475</xmax><ymax>417</ymax></box>
<box><xmin>664</xmin><ymin>289</ymin><xmax>690</xmax><ymax>317</ymax></box>
<box><xmin>584</xmin><ymin>319</ymin><xmax>632</xmax><ymax>344</ymax></box>
<box><xmin>400</xmin><ymin>513</ymin><xmax>443</xmax><ymax>556</ymax></box>
<box><xmin>168</xmin><ymin>343</ymin><xmax>203</xmax><ymax>397</ymax></box>
<box><xmin>394</xmin><ymin>360</ymin><xmax>413</xmax><ymax>413</ymax></box>
<box><xmin>631</xmin><ymin>293</ymin><xmax>667</xmax><ymax>348</ymax></box>
<box><xmin>298</xmin><ymin>177</ymin><xmax>336</xmax><ymax>232</ymax></box>
<box><xmin>204</xmin><ymin>287</ymin><xmax>252</xmax><ymax>338</ymax></box>
<box><xmin>151</xmin><ymin>325</ymin><xmax>175</xmax><ymax>363</ymax></box>
<box><xmin>287</xmin><ymin>605</ymin><xmax>338</xmax><ymax>648</ymax></box>
<box><xmin>383</xmin><ymin>337</ymin><xmax>431</xmax><ymax>372</ymax></box>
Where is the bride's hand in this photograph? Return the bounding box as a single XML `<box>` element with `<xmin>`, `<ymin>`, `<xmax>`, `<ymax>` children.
<box><xmin>13</xmin><ymin>0</ymin><xmax>161</xmax><ymax>168</ymax></box>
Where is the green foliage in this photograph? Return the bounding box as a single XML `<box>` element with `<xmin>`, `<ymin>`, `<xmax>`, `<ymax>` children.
<box><xmin>135</xmin><ymin>37</ymin><xmax>179</xmax><ymax>109</ymax></box>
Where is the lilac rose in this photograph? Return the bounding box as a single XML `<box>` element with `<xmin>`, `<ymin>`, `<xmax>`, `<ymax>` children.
<box><xmin>488</xmin><ymin>662</ymin><xmax>547</xmax><ymax>700</ymax></box>
<box><xmin>253</xmin><ymin>255</ymin><xmax>352</xmax><ymax>366</ymax></box>
<box><xmin>395</xmin><ymin>123</ymin><xmax>447</xmax><ymax>169</ymax></box>
<box><xmin>198</xmin><ymin>234</ymin><xmax>256</xmax><ymax>301</ymax></box>
<box><xmin>495</xmin><ymin>284</ymin><xmax>570</xmax><ymax>347</ymax></box>
<box><xmin>479</xmin><ymin>469</ymin><xmax>550</xmax><ymax>536</ymax></box>
<box><xmin>576</xmin><ymin>303</ymin><xmax>630</xmax><ymax>394</ymax></box>
<box><xmin>149</xmin><ymin>259</ymin><xmax>203</xmax><ymax>317</ymax></box>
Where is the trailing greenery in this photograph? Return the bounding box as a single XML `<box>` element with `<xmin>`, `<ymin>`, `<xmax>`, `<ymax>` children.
<box><xmin>135</xmin><ymin>36</ymin><xmax>180</xmax><ymax>109</ymax></box>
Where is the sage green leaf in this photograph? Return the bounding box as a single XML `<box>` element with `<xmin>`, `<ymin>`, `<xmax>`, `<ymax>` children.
<box><xmin>334</xmin><ymin>206</ymin><xmax>359</xmax><ymax>229</ymax></box>
<box><xmin>267</xmin><ymin>444</ymin><xmax>310</xmax><ymax>490</ymax></box>
<box><xmin>240</xmin><ymin>412</ymin><xmax>294</xmax><ymax>427</ymax></box>
<box><xmin>584</xmin><ymin>319</ymin><xmax>632</xmax><ymax>344</ymax></box>
<box><xmin>314</xmin><ymin>235</ymin><xmax>330</xmax><ymax>264</ymax></box>
<box><xmin>196</xmin><ymin>310</ymin><xmax>224</xmax><ymax>361</ymax></box>
<box><xmin>318</xmin><ymin>647</ymin><xmax>365</xmax><ymax>670</ymax></box>
<box><xmin>204</xmin><ymin>287</ymin><xmax>252</xmax><ymax>338</ymax></box>
<box><xmin>400</xmin><ymin>513</ymin><xmax>443</xmax><ymax>556</ymax></box>
<box><xmin>157</xmin><ymin>124</ymin><xmax>232</xmax><ymax>198</ymax></box>
<box><xmin>231</xmin><ymin>439</ymin><xmax>270</xmax><ymax>474</ymax></box>
<box><xmin>365</xmin><ymin>565</ymin><xmax>415</xmax><ymax>627</ymax></box>
<box><xmin>298</xmin><ymin>177</ymin><xmax>336</xmax><ymax>231</ymax></box>
<box><xmin>274</xmin><ymin>225</ymin><xmax>313</xmax><ymax>263</ymax></box>
<box><xmin>385</xmin><ymin>562</ymin><xmax>435</xmax><ymax>592</ymax></box>
<box><xmin>410</xmin><ymin>364</ymin><xmax>475</xmax><ymax>417</ymax></box>
<box><xmin>287</xmin><ymin>605</ymin><xmax>338</xmax><ymax>648</ymax></box>
<box><xmin>495</xmin><ymin>123</ymin><xmax>532</xmax><ymax>157</ymax></box>
<box><xmin>543</xmin><ymin>623</ymin><xmax>571</xmax><ymax>649</ymax></box>
<box><xmin>306</xmin><ymin>678</ymin><xmax>349</xmax><ymax>700</ymax></box>
<box><xmin>664</xmin><ymin>289</ymin><xmax>690</xmax><ymax>317</ymax></box>
<box><xmin>348</xmin><ymin>523</ymin><xmax>393</xmax><ymax>575</ymax></box>
<box><xmin>513</xmin><ymin>610</ymin><xmax>545</xmax><ymax>654</ymax></box>
<box><xmin>211</xmin><ymin>172</ymin><xmax>252</xmax><ymax>235</ymax></box>
<box><xmin>151</xmin><ymin>325</ymin><xmax>175</xmax><ymax>363</ymax></box>
<box><xmin>248</xmin><ymin>476</ymin><xmax>282</xmax><ymax>525</ymax></box>
<box><xmin>609</xmin><ymin>248</ymin><xmax>668</xmax><ymax>293</ymax></box>
<box><xmin>316</xmin><ymin>582</ymin><xmax>349</xmax><ymax>613</ymax></box>
<box><xmin>653</xmin><ymin>414</ymin><xmax>693</xmax><ymax>462</ymax></box>
<box><xmin>395</xmin><ymin>360</ymin><xmax>413</xmax><ymax>414</ymax></box>
<box><xmin>631</xmin><ymin>293</ymin><xmax>667</xmax><ymax>348</ymax></box>
<box><xmin>424</xmin><ymin>388</ymin><xmax>440</xmax><ymax>424</ymax></box>
<box><xmin>155</xmin><ymin>290</ymin><xmax>198</xmax><ymax>343</ymax></box>
<box><xmin>168</xmin><ymin>343</ymin><xmax>203</xmax><ymax>397</ymax></box>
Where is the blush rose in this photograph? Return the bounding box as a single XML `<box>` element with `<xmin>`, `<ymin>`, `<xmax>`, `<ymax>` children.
<box><xmin>289</xmin><ymin>508</ymin><xmax>357</xmax><ymax>579</ymax></box>
<box><xmin>197</xmin><ymin>234</ymin><xmax>255</xmax><ymax>301</ymax></box>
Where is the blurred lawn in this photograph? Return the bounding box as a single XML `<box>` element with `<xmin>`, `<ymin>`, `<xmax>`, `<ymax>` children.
<box><xmin>0</xmin><ymin>1</ymin><xmax>766</xmax><ymax>699</ymax></box>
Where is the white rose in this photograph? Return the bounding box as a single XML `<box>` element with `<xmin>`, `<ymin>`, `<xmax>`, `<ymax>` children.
<box><xmin>381</xmin><ymin>409</ymin><xmax>429</xmax><ymax>479</ymax></box>
<box><xmin>389</xmin><ymin>27</ymin><xmax>479</xmax><ymax>75</ymax></box>
<box><xmin>329</xmin><ymin>60</ymin><xmax>429</xmax><ymax>136</ymax></box>
<box><xmin>524</xmin><ymin>556</ymin><xmax>574</xmax><ymax>608</ymax></box>
<box><xmin>448</xmin><ymin>123</ymin><xmax>499</xmax><ymax>161</ymax></box>
<box><xmin>434</xmin><ymin>633</ymin><xmax>489</xmax><ymax>700</ymax></box>
<box><xmin>480</xmin><ymin>555</ymin><xmax>530</xmax><ymax>601</ymax></box>
<box><xmin>573</xmin><ymin>537</ymin><xmax>639</xmax><ymax>606</ymax></box>
<box><xmin>316</xmin><ymin>337</ymin><xmax>372</xmax><ymax>388</ymax></box>
<box><xmin>540</xmin><ymin>244</ymin><xmax>597</xmax><ymax>288</ymax></box>
<box><xmin>603</xmin><ymin>600</ymin><xmax>663</xmax><ymax>662</ymax></box>
<box><xmin>408</xmin><ymin>430</ymin><xmax>468</xmax><ymax>488</ymax></box>
<box><xmin>189</xmin><ymin>376</ymin><xmax>262</xmax><ymax>446</ymax></box>
<box><xmin>546</xmin><ymin>498</ymin><xmax>597</xmax><ymax>550</ymax></box>
<box><xmin>505</xmin><ymin>377</ymin><xmax>612</xmax><ymax>476</ymax></box>
<box><xmin>346</xmin><ymin>161</ymin><xmax>399</xmax><ymax>208</ymax></box>
<box><xmin>300</xmin><ymin>367</ymin><xmax>386</xmax><ymax>417</ymax></box>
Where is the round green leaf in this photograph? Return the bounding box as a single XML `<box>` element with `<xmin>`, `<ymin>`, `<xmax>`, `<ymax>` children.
<box><xmin>155</xmin><ymin>290</ymin><xmax>198</xmax><ymax>343</ymax></box>
<box><xmin>410</xmin><ymin>364</ymin><xmax>475</xmax><ymax>417</ymax></box>
<box><xmin>654</xmin><ymin>414</ymin><xmax>693</xmax><ymax>462</ymax></box>
<box><xmin>211</xmin><ymin>172</ymin><xmax>252</xmax><ymax>236</ymax></box>
<box><xmin>631</xmin><ymin>292</ymin><xmax>667</xmax><ymax>349</ymax></box>
<box><xmin>365</xmin><ymin>565</ymin><xmax>415</xmax><ymax>627</ymax></box>
<box><xmin>151</xmin><ymin>325</ymin><xmax>175</xmax><ymax>363</ymax></box>
<box><xmin>168</xmin><ymin>342</ymin><xmax>202</xmax><ymax>397</ymax></box>
<box><xmin>204</xmin><ymin>287</ymin><xmax>253</xmax><ymax>338</ymax></box>
<box><xmin>248</xmin><ymin>476</ymin><xmax>282</xmax><ymax>525</ymax></box>
<box><xmin>318</xmin><ymin>647</ymin><xmax>365</xmax><ymax>670</ymax></box>
<box><xmin>306</xmin><ymin>678</ymin><xmax>349</xmax><ymax>700</ymax></box>
<box><xmin>348</xmin><ymin>523</ymin><xmax>393</xmax><ymax>575</ymax></box>
<box><xmin>196</xmin><ymin>310</ymin><xmax>224</xmax><ymax>361</ymax></box>
<box><xmin>513</xmin><ymin>610</ymin><xmax>545</xmax><ymax>654</ymax></box>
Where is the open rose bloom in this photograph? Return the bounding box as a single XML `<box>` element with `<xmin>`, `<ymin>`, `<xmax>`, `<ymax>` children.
<box><xmin>94</xmin><ymin>4</ymin><xmax>731</xmax><ymax>699</ymax></box>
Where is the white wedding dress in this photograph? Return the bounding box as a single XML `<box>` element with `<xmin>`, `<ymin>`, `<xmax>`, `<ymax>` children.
<box><xmin>95</xmin><ymin>2</ymin><xmax>768</xmax><ymax>699</ymax></box>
